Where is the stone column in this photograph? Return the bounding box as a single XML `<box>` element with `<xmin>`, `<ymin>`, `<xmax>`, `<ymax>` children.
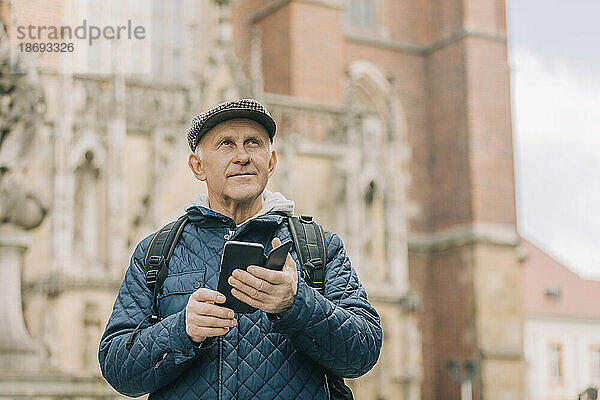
<box><xmin>383</xmin><ymin>85</ymin><xmax>410</xmax><ymax>293</ymax></box>
<box><xmin>0</xmin><ymin>225</ymin><xmax>41</xmax><ymax>371</ymax></box>
<box><xmin>106</xmin><ymin>76</ymin><xmax>128</xmax><ymax>278</ymax></box>
<box><xmin>51</xmin><ymin>71</ymin><xmax>75</xmax><ymax>274</ymax></box>
<box><xmin>342</xmin><ymin>71</ymin><xmax>363</xmax><ymax>274</ymax></box>
<box><xmin>400</xmin><ymin>294</ymin><xmax>423</xmax><ymax>400</ymax></box>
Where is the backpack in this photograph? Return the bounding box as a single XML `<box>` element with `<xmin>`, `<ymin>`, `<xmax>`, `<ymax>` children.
<box><xmin>129</xmin><ymin>213</ymin><xmax>353</xmax><ymax>400</ymax></box>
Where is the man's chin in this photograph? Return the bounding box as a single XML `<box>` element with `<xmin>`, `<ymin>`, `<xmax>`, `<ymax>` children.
<box><xmin>224</xmin><ymin>185</ymin><xmax>264</xmax><ymax>203</ymax></box>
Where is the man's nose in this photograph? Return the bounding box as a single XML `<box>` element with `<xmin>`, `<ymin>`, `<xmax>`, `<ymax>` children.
<box><xmin>232</xmin><ymin>146</ymin><xmax>250</xmax><ymax>163</ymax></box>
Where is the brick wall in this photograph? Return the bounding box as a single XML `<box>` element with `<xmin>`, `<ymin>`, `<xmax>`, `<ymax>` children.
<box><xmin>231</xmin><ymin>1</ymin><xmax>523</xmax><ymax>399</ymax></box>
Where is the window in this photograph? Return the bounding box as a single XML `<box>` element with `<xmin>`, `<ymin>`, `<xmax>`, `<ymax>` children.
<box><xmin>150</xmin><ymin>0</ymin><xmax>186</xmax><ymax>81</ymax></box>
<box><xmin>592</xmin><ymin>346</ymin><xmax>600</xmax><ymax>385</ymax></box>
<box><xmin>548</xmin><ymin>343</ymin><xmax>563</xmax><ymax>384</ymax></box>
<box><xmin>82</xmin><ymin>0</ymin><xmax>152</xmax><ymax>75</ymax></box>
<box><xmin>346</xmin><ymin>0</ymin><xmax>377</xmax><ymax>30</ymax></box>
<box><xmin>74</xmin><ymin>151</ymin><xmax>101</xmax><ymax>263</ymax></box>
<box><xmin>85</xmin><ymin>0</ymin><xmax>109</xmax><ymax>74</ymax></box>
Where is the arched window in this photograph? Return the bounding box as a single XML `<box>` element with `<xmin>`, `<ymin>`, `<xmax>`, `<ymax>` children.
<box><xmin>150</xmin><ymin>0</ymin><xmax>187</xmax><ymax>80</ymax></box>
<box><xmin>362</xmin><ymin>178</ymin><xmax>387</xmax><ymax>282</ymax></box>
<box><xmin>346</xmin><ymin>60</ymin><xmax>409</xmax><ymax>289</ymax></box>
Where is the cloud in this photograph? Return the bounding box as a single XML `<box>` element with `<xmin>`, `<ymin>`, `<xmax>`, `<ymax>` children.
<box><xmin>512</xmin><ymin>46</ymin><xmax>600</xmax><ymax>279</ymax></box>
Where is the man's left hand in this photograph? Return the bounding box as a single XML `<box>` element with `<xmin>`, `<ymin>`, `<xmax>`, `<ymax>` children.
<box><xmin>228</xmin><ymin>237</ymin><xmax>298</xmax><ymax>316</ymax></box>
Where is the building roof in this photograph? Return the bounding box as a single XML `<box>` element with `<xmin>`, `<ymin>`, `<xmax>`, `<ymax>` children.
<box><xmin>522</xmin><ymin>237</ymin><xmax>600</xmax><ymax>320</ymax></box>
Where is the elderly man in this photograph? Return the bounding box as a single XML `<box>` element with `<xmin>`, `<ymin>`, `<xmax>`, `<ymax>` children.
<box><xmin>99</xmin><ymin>99</ymin><xmax>382</xmax><ymax>399</ymax></box>
<box><xmin>580</xmin><ymin>388</ymin><xmax>599</xmax><ymax>400</ymax></box>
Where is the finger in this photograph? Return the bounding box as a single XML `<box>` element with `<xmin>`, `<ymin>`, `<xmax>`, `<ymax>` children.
<box><xmin>282</xmin><ymin>251</ymin><xmax>297</xmax><ymax>273</ymax></box>
<box><xmin>190</xmin><ymin>314</ymin><xmax>237</xmax><ymax>328</ymax></box>
<box><xmin>246</xmin><ymin>265</ymin><xmax>287</xmax><ymax>284</ymax></box>
<box><xmin>191</xmin><ymin>301</ymin><xmax>235</xmax><ymax>319</ymax></box>
<box><xmin>231</xmin><ymin>269</ymin><xmax>275</xmax><ymax>293</ymax></box>
<box><xmin>271</xmin><ymin>237</ymin><xmax>282</xmax><ymax>248</ymax></box>
<box><xmin>191</xmin><ymin>287</ymin><xmax>226</xmax><ymax>303</ymax></box>
<box><xmin>231</xmin><ymin>287</ymin><xmax>263</xmax><ymax>309</ymax></box>
<box><xmin>228</xmin><ymin>276</ymin><xmax>268</xmax><ymax>301</ymax></box>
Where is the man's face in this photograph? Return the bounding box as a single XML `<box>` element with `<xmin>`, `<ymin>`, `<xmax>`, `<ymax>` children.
<box><xmin>189</xmin><ymin>118</ymin><xmax>276</xmax><ymax>204</ymax></box>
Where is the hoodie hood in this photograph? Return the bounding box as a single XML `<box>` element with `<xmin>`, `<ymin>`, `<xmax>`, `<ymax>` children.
<box><xmin>184</xmin><ymin>189</ymin><xmax>295</xmax><ymax>225</ymax></box>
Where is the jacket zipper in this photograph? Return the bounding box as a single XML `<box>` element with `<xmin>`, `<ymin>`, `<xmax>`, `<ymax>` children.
<box><xmin>221</xmin><ymin>224</ymin><xmax>234</xmax><ymax>399</ymax></box>
<box><xmin>218</xmin><ymin>335</ymin><xmax>222</xmax><ymax>400</ymax></box>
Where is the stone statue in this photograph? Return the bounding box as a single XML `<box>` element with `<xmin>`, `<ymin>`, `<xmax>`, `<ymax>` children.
<box><xmin>0</xmin><ymin>21</ymin><xmax>47</xmax><ymax>229</ymax></box>
<box><xmin>0</xmin><ymin>18</ymin><xmax>48</xmax><ymax>371</ymax></box>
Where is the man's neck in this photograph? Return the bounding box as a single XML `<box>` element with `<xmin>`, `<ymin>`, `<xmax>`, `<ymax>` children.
<box><xmin>207</xmin><ymin>192</ymin><xmax>263</xmax><ymax>225</ymax></box>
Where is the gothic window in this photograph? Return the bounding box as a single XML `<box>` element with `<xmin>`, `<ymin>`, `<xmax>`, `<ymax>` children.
<box><xmin>82</xmin><ymin>0</ymin><xmax>152</xmax><ymax>75</ymax></box>
<box><xmin>73</xmin><ymin>150</ymin><xmax>102</xmax><ymax>264</ymax></box>
<box><xmin>361</xmin><ymin>114</ymin><xmax>384</xmax><ymax>161</ymax></box>
<box><xmin>346</xmin><ymin>0</ymin><xmax>377</xmax><ymax>30</ymax></box>
<box><xmin>347</xmin><ymin>59</ymin><xmax>408</xmax><ymax>289</ymax></box>
<box><xmin>365</xmin><ymin>180</ymin><xmax>377</xmax><ymax>205</ymax></box>
<box><xmin>150</xmin><ymin>0</ymin><xmax>186</xmax><ymax>81</ymax></box>
<box><xmin>85</xmin><ymin>0</ymin><xmax>108</xmax><ymax>74</ymax></box>
<box><xmin>363</xmin><ymin>179</ymin><xmax>387</xmax><ymax>281</ymax></box>
<box><xmin>126</xmin><ymin>1</ymin><xmax>153</xmax><ymax>75</ymax></box>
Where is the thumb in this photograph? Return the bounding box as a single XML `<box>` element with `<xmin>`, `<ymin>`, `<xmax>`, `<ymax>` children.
<box><xmin>271</xmin><ymin>237</ymin><xmax>295</xmax><ymax>272</ymax></box>
<box><xmin>283</xmin><ymin>250</ymin><xmax>296</xmax><ymax>273</ymax></box>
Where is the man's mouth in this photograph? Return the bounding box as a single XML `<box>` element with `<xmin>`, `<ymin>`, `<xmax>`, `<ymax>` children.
<box><xmin>228</xmin><ymin>173</ymin><xmax>256</xmax><ymax>177</ymax></box>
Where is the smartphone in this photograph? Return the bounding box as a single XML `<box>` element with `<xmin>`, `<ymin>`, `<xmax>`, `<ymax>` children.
<box><xmin>217</xmin><ymin>241</ymin><xmax>265</xmax><ymax>314</ymax></box>
<box><xmin>265</xmin><ymin>239</ymin><xmax>293</xmax><ymax>271</ymax></box>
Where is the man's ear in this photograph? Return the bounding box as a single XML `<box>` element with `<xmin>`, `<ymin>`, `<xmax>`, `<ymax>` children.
<box><xmin>267</xmin><ymin>148</ymin><xmax>277</xmax><ymax>179</ymax></box>
<box><xmin>188</xmin><ymin>153</ymin><xmax>207</xmax><ymax>181</ymax></box>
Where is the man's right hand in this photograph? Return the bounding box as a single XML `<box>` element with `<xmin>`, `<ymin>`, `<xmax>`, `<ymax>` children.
<box><xmin>185</xmin><ymin>288</ymin><xmax>237</xmax><ymax>344</ymax></box>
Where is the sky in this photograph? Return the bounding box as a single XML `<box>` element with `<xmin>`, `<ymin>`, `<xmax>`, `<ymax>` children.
<box><xmin>506</xmin><ymin>0</ymin><xmax>600</xmax><ymax>279</ymax></box>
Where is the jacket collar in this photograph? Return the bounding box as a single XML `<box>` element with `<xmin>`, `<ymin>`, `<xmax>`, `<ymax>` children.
<box><xmin>184</xmin><ymin>189</ymin><xmax>294</xmax><ymax>227</ymax></box>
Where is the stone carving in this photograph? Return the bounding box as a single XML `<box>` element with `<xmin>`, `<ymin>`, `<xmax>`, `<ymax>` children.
<box><xmin>0</xmin><ymin>18</ymin><xmax>48</xmax><ymax>371</ymax></box>
<box><xmin>266</xmin><ymin>96</ymin><xmax>345</xmax><ymax>144</ymax></box>
<box><xmin>0</xmin><ymin>32</ymin><xmax>47</xmax><ymax>229</ymax></box>
<box><xmin>72</xmin><ymin>78</ymin><xmax>112</xmax><ymax>132</ymax></box>
<box><xmin>126</xmin><ymin>83</ymin><xmax>189</xmax><ymax>132</ymax></box>
<box><xmin>202</xmin><ymin>0</ymin><xmax>250</xmax><ymax>103</ymax></box>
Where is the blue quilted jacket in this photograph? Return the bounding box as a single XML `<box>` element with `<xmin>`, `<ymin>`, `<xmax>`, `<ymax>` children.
<box><xmin>99</xmin><ymin>201</ymin><xmax>382</xmax><ymax>399</ymax></box>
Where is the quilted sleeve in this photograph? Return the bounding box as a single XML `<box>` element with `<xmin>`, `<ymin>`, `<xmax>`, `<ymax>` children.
<box><xmin>98</xmin><ymin>239</ymin><xmax>216</xmax><ymax>397</ymax></box>
<box><xmin>268</xmin><ymin>231</ymin><xmax>383</xmax><ymax>378</ymax></box>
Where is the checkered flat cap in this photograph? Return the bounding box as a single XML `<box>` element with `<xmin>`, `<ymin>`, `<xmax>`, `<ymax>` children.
<box><xmin>187</xmin><ymin>98</ymin><xmax>276</xmax><ymax>152</ymax></box>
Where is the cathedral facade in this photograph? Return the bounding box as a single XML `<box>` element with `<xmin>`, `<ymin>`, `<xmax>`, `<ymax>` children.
<box><xmin>0</xmin><ymin>1</ymin><xmax>524</xmax><ymax>399</ymax></box>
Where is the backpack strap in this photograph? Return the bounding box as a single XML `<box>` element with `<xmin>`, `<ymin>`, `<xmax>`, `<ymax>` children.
<box><xmin>144</xmin><ymin>214</ymin><xmax>189</xmax><ymax>322</ymax></box>
<box><xmin>287</xmin><ymin>215</ymin><xmax>326</xmax><ymax>295</ymax></box>
<box><xmin>127</xmin><ymin>214</ymin><xmax>189</xmax><ymax>350</ymax></box>
<box><xmin>287</xmin><ymin>215</ymin><xmax>354</xmax><ymax>399</ymax></box>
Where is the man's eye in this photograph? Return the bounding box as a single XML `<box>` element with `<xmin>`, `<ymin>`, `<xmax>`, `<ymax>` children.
<box><xmin>247</xmin><ymin>139</ymin><xmax>260</xmax><ymax>146</ymax></box>
<box><xmin>220</xmin><ymin>140</ymin><xmax>233</xmax><ymax>146</ymax></box>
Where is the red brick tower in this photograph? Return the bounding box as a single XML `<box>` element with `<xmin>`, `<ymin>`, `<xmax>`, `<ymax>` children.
<box><xmin>233</xmin><ymin>1</ymin><xmax>525</xmax><ymax>399</ymax></box>
<box><xmin>416</xmin><ymin>1</ymin><xmax>524</xmax><ymax>399</ymax></box>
